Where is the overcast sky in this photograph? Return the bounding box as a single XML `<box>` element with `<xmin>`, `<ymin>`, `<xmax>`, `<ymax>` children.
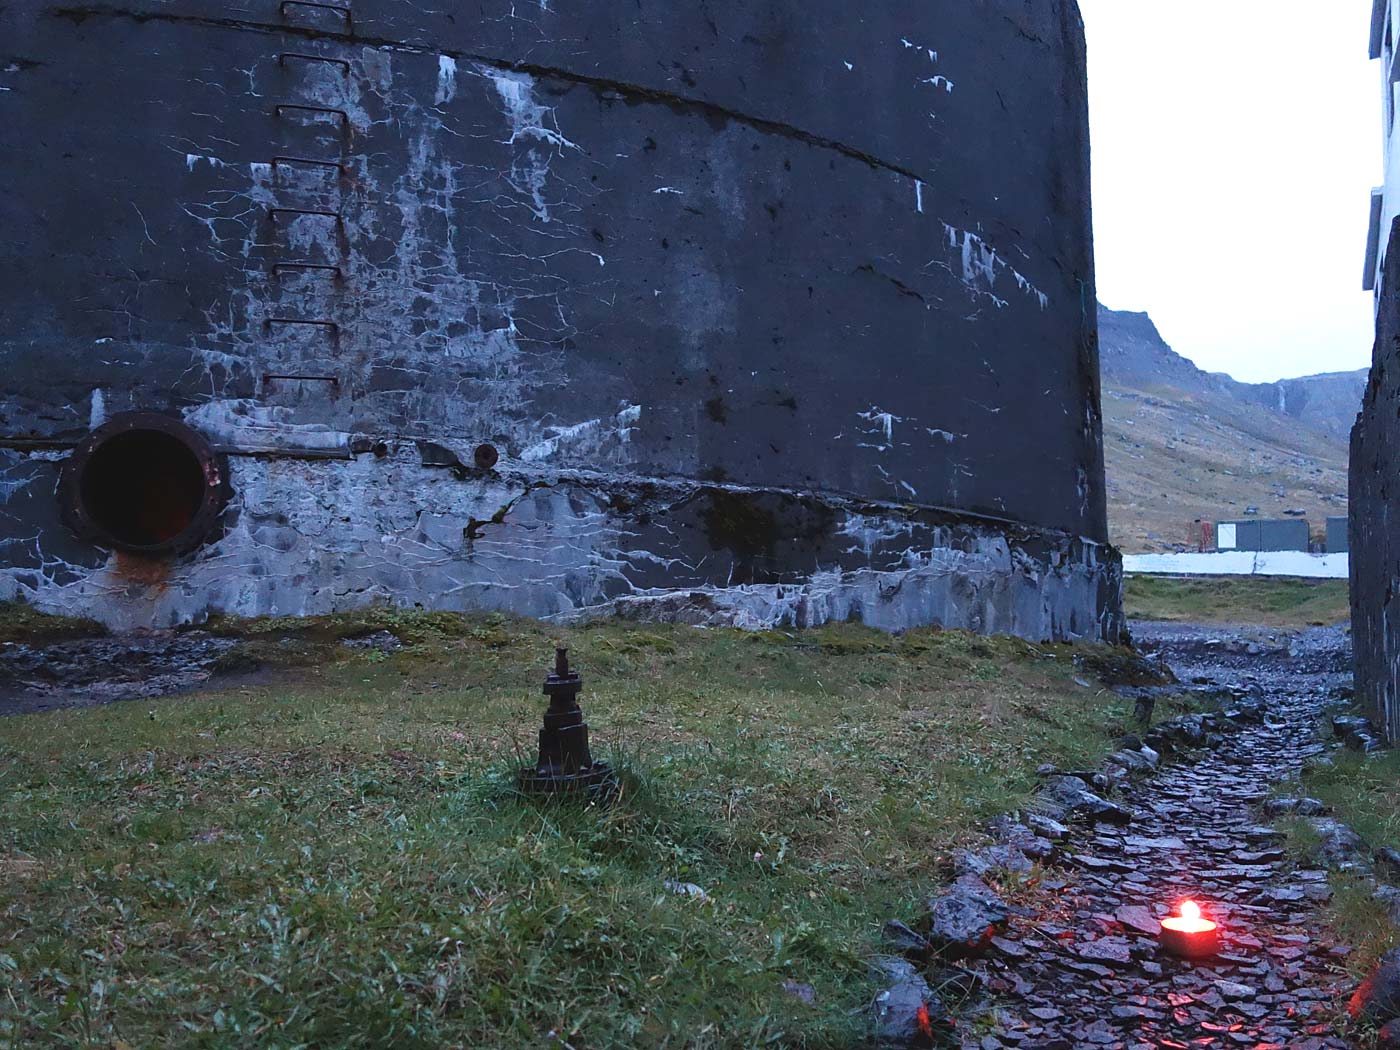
<box><xmin>1078</xmin><ymin>0</ymin><xmax>1380</xmax><ymax>383</ymax></box>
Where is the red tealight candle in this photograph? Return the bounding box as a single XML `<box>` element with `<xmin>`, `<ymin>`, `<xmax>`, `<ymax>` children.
<box><xmin>1158</xmin><ymin>900</ymin><xmax>1220</xmax><ymax>959</ymax></box>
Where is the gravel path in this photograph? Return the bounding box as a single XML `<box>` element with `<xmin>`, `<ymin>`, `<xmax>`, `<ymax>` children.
<box><xmin>962</xmin><ymin>621</ymin><xmax>1356</xmax><ymax>1050</ymax></box>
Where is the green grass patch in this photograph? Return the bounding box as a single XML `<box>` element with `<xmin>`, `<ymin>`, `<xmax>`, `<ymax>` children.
<box><xmin>1124</xmin><ymin>575</ymin><xmax>1351</xmax><ymax>627</ymax></box>
<box><xmin>0</xmin><ymin>614</ymin><xmax>1139</xmax><ymax>1048</ymax></box>
<box><xmin>1283</xmin><ymin>750</ymin><xmax>1400</xmax><ymax>981</ymax></box>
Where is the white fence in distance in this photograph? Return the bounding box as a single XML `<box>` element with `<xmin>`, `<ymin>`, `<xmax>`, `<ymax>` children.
<box><xmin>1122</xmin><ymin>551</ymin><xmax>1349</xmax><ymax>580</ymax></box>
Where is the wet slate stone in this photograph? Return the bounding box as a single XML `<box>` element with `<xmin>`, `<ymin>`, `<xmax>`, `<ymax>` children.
<box><xmin>882</xmin><ymin>919</ymin><xmax>931</xmax><ymax>959</ymax></box>
<box><xmin>926</xmin><ymin>876</ymin><xmax>1009</xmax><ymax>957</ymax></box>
<box><xmin>1346</xmin><ymin>729</ymin><xmax>1385</xmax><ymax>753</ymax></box>
<box><xmin>990</xmin><ymin>934</ymin><xmax>1028</xmax><ymax>959</ymax></box>
<box><xmin>1333</xmin><ymin>715</ymin><xmax>1373</xmax><ymax>740</ymax></box>
<box><xmin>1308</xmin><ymin>818</ymin><xmax>1370</xmax><ymax>872</ymax></box>
<box><xmin>1215</xmin><ymin>979</ymin><xmax>1256</xmax><ymax>1000</ymax></box>
<box><xmin>990</xmin><ymin>817</ymin><xmax>1058</xmax><ymax>861</ymax></box>
<box><xmin>955</xmin><ymin>844</ymin><xmax>1035</xmax><ymax>878</ymax></box>
<box><xmin>869</xmin><ymin>956</ymin><xmax>942</xmax><ymax>1047</ymax></box>
<box><xmin>1350</xmin><ymin>948</ymin><xmax>1400</xmax><ymax>1024</ymax></box>
<box><xmin>1377</xmin><ymin>847</ymin><xmax>1400</xmax><ymax>874</ymax></box>
<box><xmin>1073</xmin><ymin>854</ymin><xmax>1137</xmax><ymax>875</ymax></box>
<box><xmin>1075</xmin><ymin>937</ymin><xmax>1133</xmax><ymax>967</ymax></box>
<box><xmin>1038</xmin><ymin>775</ymin><xmax>1133</xmax><ymax>826</ymax></box>
<box><xmin>1262</xmin><ymin>797</ymin><xmax>1329</xmax><ymax>817</ymax></box>
<box><xmin>1224</xmin><ymin>696</ymin><xmax>1268</xmax><ymax>723</ymax></box>
<box><xmin>1115</xmin><ymin>905</ymin><xmax>1161</xmax><ymax>936</ymax></box>
<box><xmin>1026</xmin><ymin>814</ymin><xmax>1071</xmax><ymax>841</ymax></box>
<box><xmin>1109</xmin><ymin>749</ymin><xmax>1155</xmax><ymax>773</ymax></box>
<box><xmin>1123</xmin><ymin>834</ymin><xmax>1187</xmax><ymax>851</ymax></box>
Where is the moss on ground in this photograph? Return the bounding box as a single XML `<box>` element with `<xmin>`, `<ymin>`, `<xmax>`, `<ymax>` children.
<box><xmin>0</xmin><ymin>601</ymin><xmax>106</xmax><ymax>646</ymax></box>
<box><xmin>1124</xmin><ymin>575</ymin><xmax>1351</xmax><ymax>627</ymax></box>
<box><xmin>0</xmin><ymin>613</ymin><xmax>1141</xmax><ymax>1048</ymax></box>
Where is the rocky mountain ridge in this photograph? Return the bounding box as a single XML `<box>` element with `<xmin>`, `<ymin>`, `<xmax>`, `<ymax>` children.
<box><xmin>1098</xmin><ymin>307</ymin><xmax>1367</xmax><ymax>441</ymax></box>
<box><xmin>1097</xmin><ymin>305</ymin><xmax>1359</xmax><ymax>553</ymax></box>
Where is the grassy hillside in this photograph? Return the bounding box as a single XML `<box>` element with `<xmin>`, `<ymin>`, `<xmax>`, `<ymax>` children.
<box><xmin>1104</xmin><ymin>382</ymin><xmax>1350</xmax><ymax>553</ymax></box>
<box><xmin>0</xmin><ymin>612</ymin><xmax>1146</xmax><ymax>1048</ymax></box>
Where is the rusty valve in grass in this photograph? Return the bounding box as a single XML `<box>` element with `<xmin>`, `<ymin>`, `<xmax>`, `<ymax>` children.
<box><xmin>518</xmin><ymin>647</ymin><xmax>616</xmax><ymax>798</ymax></box>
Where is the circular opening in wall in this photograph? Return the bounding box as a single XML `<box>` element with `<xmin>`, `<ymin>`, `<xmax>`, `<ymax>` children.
<box><xmin>62</xmin><ymin>414</ymin><xmax>228</xmax><ymax>556</ymax></box>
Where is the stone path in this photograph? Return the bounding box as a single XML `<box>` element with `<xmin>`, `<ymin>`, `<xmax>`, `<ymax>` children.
<box><xmin>959</xmin><ymin>623</ymin><xmax>1357</xmax><ymax>1050</ymax></box>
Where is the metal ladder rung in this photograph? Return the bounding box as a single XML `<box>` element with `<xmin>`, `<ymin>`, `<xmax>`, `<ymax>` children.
<box><xmin>273</xmin><ymin>155</ymin><xmax>347</xmax><ymax>175</ymax></box>
<box><xmin>269</xmin><ymin>206</ymin><xmax>344</xmax><ymax>226</ymax></box>
<box><xmin>277</xmin><ymin>52</ymin><xmax>350</xmax><ymax>75</ymax></box>
<box><xmin>266</xmin><ymin>317</ymin><xmax>340</xmax><ymax>332</ymax></box>
<box><xmin>272</xmin><ymin>262</ymin><xmax>344</xmax><ymax>278</ymax></box>
<box><xmin>274</xmin><ymin>103</ymin><xmax>350</xmax><ymax>127</ymax></box>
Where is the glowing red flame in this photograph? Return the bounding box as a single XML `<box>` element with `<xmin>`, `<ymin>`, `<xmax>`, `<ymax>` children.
<box><xmin>916</xmin><ymin>1003</ymin><xmax>933</xmax><ymax>1038</ymax></box>
<box><xmin>1161</xmin><ymin>899</ymin><xmax>1217</xmax><ymax>934</ymax></box>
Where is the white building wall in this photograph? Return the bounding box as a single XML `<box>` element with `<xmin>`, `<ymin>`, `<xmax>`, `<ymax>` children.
<box><xmin>1367</xmin><ymin>0</ymin><xmax>1400</xmax><ymax>295</ymax></box>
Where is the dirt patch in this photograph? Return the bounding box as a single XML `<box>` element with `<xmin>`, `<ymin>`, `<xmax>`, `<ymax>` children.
<box><xmin>0</xmin><ymin>854</ymin><xmax>43</xmax><ymax>880</ymax></box>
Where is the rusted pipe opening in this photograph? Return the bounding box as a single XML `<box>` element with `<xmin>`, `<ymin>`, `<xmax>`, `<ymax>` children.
<box><xmin>61</xmin><ymin>413</ymin><xmax>229</xmax><ymax>556</ymax></box>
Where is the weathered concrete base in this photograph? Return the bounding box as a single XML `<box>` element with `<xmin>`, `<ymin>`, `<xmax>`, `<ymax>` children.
<box><xmin>1</xmin><ymin>443</ymin><xmax>1122</xmax><ymax>643</ymax></box>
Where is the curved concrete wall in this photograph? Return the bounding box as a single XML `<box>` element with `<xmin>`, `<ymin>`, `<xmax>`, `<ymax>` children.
<box><xmin>0</xmin><ymin>0</ymin><xmax>1120</xmax><ymax>639</ymax></box>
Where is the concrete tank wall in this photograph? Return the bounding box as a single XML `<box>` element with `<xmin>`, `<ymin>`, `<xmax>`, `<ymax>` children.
<box><xmin>0</xmin><ymin>0</ymin><xmax>1121</xmax><ymax>640</ymax></box>
<box><xmin>1353</xmin><ymin>218</ymin><xmax>1400</xmax><ymax>739</ymax></box>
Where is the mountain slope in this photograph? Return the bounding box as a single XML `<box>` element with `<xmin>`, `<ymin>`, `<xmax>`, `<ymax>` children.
<box><xmin>1097</xmin><ymin>306</ymin><xmax>1359</xmax><ymax>554</ymax></box>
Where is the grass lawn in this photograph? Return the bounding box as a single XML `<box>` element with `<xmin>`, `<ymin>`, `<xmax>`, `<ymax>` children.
<box><xmin>1284</xmin><ymin>750</ymin><xmax>1400</xmax><ymax>983</ymax></box>
<box><xmin>0</xmin><ymin>613</ymin><xmax>1145</xmax><ymax>1049</ymax></box>
<box><xmin>1124</xmin><ymin>575</ymin><xmax>1351</xmax><ymax>627</ymax></box>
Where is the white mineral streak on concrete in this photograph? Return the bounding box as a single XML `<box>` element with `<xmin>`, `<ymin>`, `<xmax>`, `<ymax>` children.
<box><xmin>653</xmin><ymin>187</ymin><xmax>684</xmax><ymax>195</ymax></box>
<box><xmin>837</xmin><ymin>513</ymin><xmax>917</xmax><ymax>557</ymax></box>
<box><xmin>1123</xmin><ymin>552</ymin><xmax>1350</xmax><ymax>580</ymax></box>
<box><xmin>520</xmin><ymin>403</ymin><xmax>643</xmax><ymax>462</ymax></box>
<box><xmin>934</xmin><ymin>223</ymin><xmax>1049</xmax><ymax>310</ymax></box>
<box><xmin>0</xmin><ymin>444</ymin><xmax>1120</xmax><ymax>643</ymax></box>
<box><xmin>89</xmin><ymin>388</ymin><xmax>106</xmax><ymax>430</ymax></box>
<box><xmin>184</xmin><ymin>153</ymin><xmax>233</xmax><ymax>172</ymax></box>
<box><xmin>569</xmin><ymin>534</ymin><xmax>1119</xmax><ymax>642</ymax></box>
<box><xmin>915</xmin><ymin>179</ymin><xmax>924</xmax><ymax>213</ymax></box>
<box><xmin>435</xmin><ymin>55</ymin><xmax>457</xmax><ymax>104</ymax></box>
<box><xmin>482</xmin><ymin>66</ymin><xmax>580</xmax><ymax>151</ymax></box>
<box><xmin>172</xmin><ymin>44</ymin><xmax>596</xmax><ymax>449</ymax></box>
<box><xmin>0</xmin><ymin>450</ymin><xmax>34</xmax><ymax>503</ymax></box>
<box><xmin>182</xmin><ymin>400</ymin><xmax>351</xmax><ymax>454</ymax></box>
<box><xmin>900</xmin><ymin>38</ymin><xmax>938</xmax><ymax>62</ymax></box>
<box><xmin>857</xmin><ymin>406</ymin><xmax>903</xmax><ymax>451</ymax></box>
<box><xmin>922</xmin><ymin>76</ymin><xmax>955</xmax><ymax>93</ymax></box>
<box><xmin>478</xmin><ymin>66</ymin><xmax>580</xmax><ymax>223</ymax></box>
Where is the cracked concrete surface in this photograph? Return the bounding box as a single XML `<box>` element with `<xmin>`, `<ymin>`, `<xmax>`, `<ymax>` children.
<box><xmin>0</xmin><ymin>1</ymin><xmax>1119</xmax><ymax>640</ymax></box>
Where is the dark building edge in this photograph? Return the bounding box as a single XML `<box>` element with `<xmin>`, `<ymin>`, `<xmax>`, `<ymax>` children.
<box><xmin>1352</xmin><ymin>217</ymin><xmax>1400</xmax><ymax>740</ymax></box>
